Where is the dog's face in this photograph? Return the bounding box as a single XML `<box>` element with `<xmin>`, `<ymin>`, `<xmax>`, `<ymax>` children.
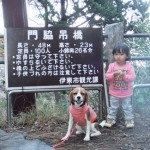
<box><xmin>69</xmin><ymin>87</ymin><xmax>88</xmax><ymax>108</ymax></box>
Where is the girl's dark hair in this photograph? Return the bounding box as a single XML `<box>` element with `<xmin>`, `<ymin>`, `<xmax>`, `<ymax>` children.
<box><xmin>112</xmin><ymin>43</ymin><xmax>130</xmax><ymax>60</ymax></box>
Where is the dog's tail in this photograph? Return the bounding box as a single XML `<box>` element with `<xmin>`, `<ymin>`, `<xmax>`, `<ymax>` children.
<box><xmin>99</xmin><ymin>120</ymin><xmax>106</xmax><ymax>128</ymax></box>
<box><xmin>94</xmin><ymin>120</ymin><xmax>106</xmax><ymax>130</ymax></box>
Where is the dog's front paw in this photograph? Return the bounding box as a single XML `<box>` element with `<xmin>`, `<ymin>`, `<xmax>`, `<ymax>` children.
<box><xmin>91</xmin><ymin>131</ymin><xmax>101</xmax><ymax>137</ymax></box>
<box><xmin>84</xmin><ymin>136</ymin><xmax>90</xmax><ymax>141</ymax></box>
<box><xmin>76</xmin><ymin>130</ymin><xmax>85</xmax><ymax>135</ymax></box>
<box><xmin>76</xmin><ymin>130</ymin><xmax>83</xmax><ymax>135</ymax></box>
<box><xmin>61</xmin><ymin>135</ymin><xmax>69</xmax><ymax>141</ymax></box>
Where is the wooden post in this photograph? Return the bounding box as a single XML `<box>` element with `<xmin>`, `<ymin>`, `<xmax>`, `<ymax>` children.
<box><xmin>105</xmin><ymin>22</ymin><xmax>124</xmax><ymax>64</ymax></box>
<box><xmin>2</xmin><ymin>0</ymin><xmax>36</xmax><ymax>115</ymax></box>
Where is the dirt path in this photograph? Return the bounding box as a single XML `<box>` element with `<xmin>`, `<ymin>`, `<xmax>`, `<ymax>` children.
<box><xmin>25</xmin><ymin>100</ymin><xmax>150</xmax><ymax>150</ymax></box>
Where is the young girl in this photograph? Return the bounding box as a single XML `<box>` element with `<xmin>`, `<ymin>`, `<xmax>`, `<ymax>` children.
<box><xmin>105</xmin><ymin>43</ymin><xmax>136</xmax><ymax>128</ymax></box>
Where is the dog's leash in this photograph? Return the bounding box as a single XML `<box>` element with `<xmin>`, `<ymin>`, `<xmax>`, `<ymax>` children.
<box><xmin>52</xmin><ymin>121</ymin><xmax>78</xmax><ymax>149</ymax></box>
<box><xmin>52</xmin><ymin>108</ymin><xmax>89</xmax><ymax>149</ymax></box>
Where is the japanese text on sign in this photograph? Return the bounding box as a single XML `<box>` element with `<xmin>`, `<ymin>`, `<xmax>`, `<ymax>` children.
<box><xmin>5</xmin><ymin>27</ymin><xmax>103</xmax><ymax>89</ymax></box>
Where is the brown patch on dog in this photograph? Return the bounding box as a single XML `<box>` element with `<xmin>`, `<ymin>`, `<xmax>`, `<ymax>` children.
<box><xmin>86</xmin><ymin>108</ymin><xmax>91</xmax><ymax>121</ymax></box>
<box><xmin>94</xmin><ymin>123</ymin><xmax>103</xmax><ymax>131</ymax></box>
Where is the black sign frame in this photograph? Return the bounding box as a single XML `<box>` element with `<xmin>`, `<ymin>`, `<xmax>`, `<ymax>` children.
<box><xmin>5</xmin><ymin>27</ymin><xmax>103</xmax><ymax>90</ymax></box>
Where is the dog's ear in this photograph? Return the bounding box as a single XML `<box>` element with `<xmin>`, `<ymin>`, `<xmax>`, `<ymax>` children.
<box><xmin>85</xmin><ymin>89</ymin><xmax>89</xmax><ymax>102</ymax></box>
<box><xmin>69</xmin><ymin>90</ymin><xmax>74</xmax><ymax>105</ymax></box>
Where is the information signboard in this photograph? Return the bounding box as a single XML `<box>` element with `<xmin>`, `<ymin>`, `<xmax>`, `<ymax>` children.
<box><xmin>5</xmin><ymin>27</ymin><xmax>103</xmax><ymax>90</ymax></box>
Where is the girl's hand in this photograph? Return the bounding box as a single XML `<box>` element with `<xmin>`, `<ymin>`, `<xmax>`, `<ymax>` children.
<box><xmin>121</xmin><ymin>71</ymin><xmax>126</xmax><ymax>77</ymax></box>
<box><xmin>113</xmin><ymin>70</ymin><xmax>126</xmax><ymax>77</ymax></box>
<box><xmin>113</xmin><ymin>72</ymin><xmax>120</xmax><ymax>77</ymax></box>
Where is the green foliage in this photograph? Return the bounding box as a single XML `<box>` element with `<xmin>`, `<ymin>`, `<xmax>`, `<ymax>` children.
<box><xmin>133</xmin><ymin>88</ymin><xmax>150</xmax><ymax>104</ymax></box>
<box><xmin>27</xmin><ymin>0</ymin><xmax>149</xmax><ymax>30</ymax></box>
<box><xmin>12</xmin><ymin>93</ymin><xmax>68</xmax><ymax>127</ymax></box>
<box><xmin>0</xmin><ymin>38</ymin><xmax>4</xmax><ymax>50</ymax></box>
<box><xmin>125</xmin><ymin>0</ymin><xmax>150</xmax><ymax>32</ymax></box>
<box><xmin>36</xmin><ymin>93</ymin><xmax>68</xmax><ymax>122</ymax></box>
<box><xmin>14</xmin><ymin>109</ymin><xmax>37</xmax><ymax>126</ymax></box>
<box><xmin>0</xmin><ymin>99</ymin><xmax>7</xmax><ymax>128</ymax></box>
<box><xmin>124</xmin><ymin>19</ymin><xmax>150</xmax><ymax>104</ymax></box>
<box><xmin>0</xmin><ymin>93</ymin><xmax>69</xmax><ymax>128</ymax></box>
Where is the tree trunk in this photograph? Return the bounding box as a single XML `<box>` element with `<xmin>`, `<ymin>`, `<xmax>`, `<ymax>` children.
<box><xmin>2</xmin><ymin>0</ymin><xmax>36</xmax><ymax>115</ymax></box>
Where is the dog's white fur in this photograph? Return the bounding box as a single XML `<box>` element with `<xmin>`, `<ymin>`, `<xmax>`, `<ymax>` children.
<box><xmin>62</xmin><ymin>87</ymin><xmax>104</xmax><ymax>141</ymax></box>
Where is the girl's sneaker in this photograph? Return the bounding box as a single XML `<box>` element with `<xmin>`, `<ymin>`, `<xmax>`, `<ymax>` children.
<box><xmin>104</xmin><ymin>118</ymin><xmax>116</xmax><ymax>127</ymax></box>
<box><xmin>125</xmin><ymin>120</ymin><xmax>134</xmax><ymax>128</ymax></box>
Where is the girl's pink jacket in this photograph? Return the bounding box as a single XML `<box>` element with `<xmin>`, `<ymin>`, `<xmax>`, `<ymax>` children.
<box><xmin>106</xmin><ymin>61</ymin><xmax>136</xmax><ymax>98</ymax></box>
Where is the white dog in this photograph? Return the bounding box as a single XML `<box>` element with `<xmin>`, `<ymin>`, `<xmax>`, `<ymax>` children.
<box><xmin>62</xmin><ymin>87</ymin><xmax>105</xmax><ymax>141</ymax></box>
